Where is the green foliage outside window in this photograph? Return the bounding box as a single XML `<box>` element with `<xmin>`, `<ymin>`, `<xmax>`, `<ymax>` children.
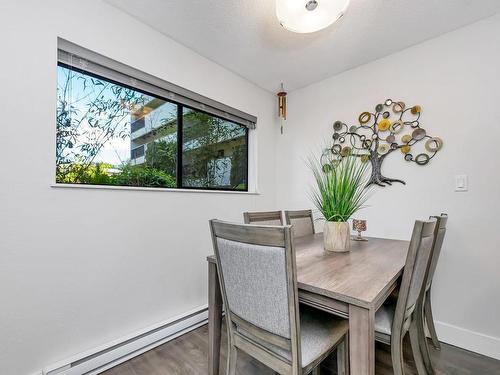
<box><xmin>144</xmin><ymin>139</ymin><xmax>177</xmax><ymax>177</ymax></box>
<box><xmin>56</xmin><ymin>162</ymin><xmax>115</xmax><ymax>185</ymax></box>
<box><xmin>113</xmin><ymin>164</ymin><xmax>176</xmax><ymax>188</ymax></box>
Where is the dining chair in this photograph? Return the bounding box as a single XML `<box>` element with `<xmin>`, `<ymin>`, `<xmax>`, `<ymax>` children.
<box><xmin>243</xmin><ymin>210</ymin><xmax>283</xmax><ymax>225</ymax></box>
<box><xmin>374</xmin><ymin>219</ymin><xmax>437</xmax><ymax>375</ymax></box>
<box><xmin>423</xmin><ymin>213</ymin><xmax>448</xmax><ymax>350</ymax></box>
<box><xmin>413</xmin><ymin>213</ymin><xmax>448</xmax><ymax>375</ymax></box>
<box><xmin>284</xmin><ymin>210</ymin><xmax>315</xmax><ymax>238</ymax></box>
<box><xmin>209</xmin><ymin>219</ymin><xmax>349</xmax><ymax>375</ymax></box>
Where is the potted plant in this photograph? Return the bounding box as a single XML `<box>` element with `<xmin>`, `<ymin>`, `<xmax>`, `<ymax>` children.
<box><xmin>309</xmin><ymin>153</ymin><xmax>370</xmax><ymax>252</ymax></box>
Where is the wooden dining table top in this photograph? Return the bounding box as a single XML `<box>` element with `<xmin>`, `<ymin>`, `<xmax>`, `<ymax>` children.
<box><xmin>207</xmin><ymin>232</ymin><xmax>409</xmax><ymax>310</ymax></box>
<box><xmin>294</xmin><ymin>233</ymin><xmax>409</xmax><ymax>308</ymax></box>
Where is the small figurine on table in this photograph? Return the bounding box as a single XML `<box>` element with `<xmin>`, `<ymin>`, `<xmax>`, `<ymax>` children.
<box><xmin>352</xmin><ymin>219</ymin><xmax>367</xmax><ymax>241</ymax></box>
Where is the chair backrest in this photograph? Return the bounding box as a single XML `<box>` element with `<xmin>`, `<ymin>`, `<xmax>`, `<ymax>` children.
<box><xmin>425</xmin><ymin>214</ymin><xmax>448</xmax><ymax>291</ymax></box>
<box><xmin>210</xmin><ymin>220</ymin><xmax>301</xmax><ymax>366</ymax></box>
<box><xmin>284</xmin><ymin>209</ymin><xmax>315</xmax><ymax>238</ymax></box>
<box><xmin>243</xmin><ymin>211</ymin><xmax>283</xmax><ymax>225</ymax></box>
<box><xmin>393</xmin><ymin>219</ymin><xmax>436</xmax><ymax>331</ymax></box>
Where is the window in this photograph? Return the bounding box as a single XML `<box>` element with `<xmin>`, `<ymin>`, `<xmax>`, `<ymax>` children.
<box><xmin>182</xmin><ymin>108</ymin><xmax>248</xmax><ymax>189</ymax></box>
<box><xmin>56</xmin><ymin>40</ymin><xmax>255</xmax><ymax>192</ymax></box>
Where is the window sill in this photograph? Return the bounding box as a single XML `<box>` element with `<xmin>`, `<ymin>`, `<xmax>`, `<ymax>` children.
<box><xmin>51</xmin><ymin>183</ymin><xmax>261</xmax><ymax>195</ymax></box>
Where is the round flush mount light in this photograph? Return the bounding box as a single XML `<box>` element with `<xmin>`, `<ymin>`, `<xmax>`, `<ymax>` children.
<box><xmin>276</xmin><ymin>0</ymin><xmax>350</xmax><ymax>34</ymax></box>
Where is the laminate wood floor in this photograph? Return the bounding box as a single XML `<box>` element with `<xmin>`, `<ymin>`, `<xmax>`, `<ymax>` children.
<box><xmin>102</xmin><ymin>322</ymin><xmax>500</xmax><ymax>375</ymax></box>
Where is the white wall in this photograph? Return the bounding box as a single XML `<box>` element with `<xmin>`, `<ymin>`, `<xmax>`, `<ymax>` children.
<box><xmin>2</xmin><ymin>1</ymin><xmax>500</xmax><ymax>373</ymax></box>
<box><xmin>275</xmin><ymin>14</ymin><xmax>500</xmax><ymax>359</ymax></box>
<box><xmin>0</xmin><ymin>1</ymin><xmax>279</xmax><ymax>374</ymax></box>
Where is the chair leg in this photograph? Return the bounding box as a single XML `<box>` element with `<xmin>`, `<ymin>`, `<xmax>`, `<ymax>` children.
<box><xmin>424</xmin><ymin>290</ymin><xmax>441</xmax><ymax>350</ymax></box>
<box><xmin>390</xmin><ymin>332</ymin><xmax>405</xmax><ymax>375</ymax></box>
<box><xmin>227</xmin><ymin>345</ymin><xmax>238</xmax><ymax>375</ymax></box>
<box><xmin>337</xmin><ymin>335</ymin><xmax>349</xmax><ymax>375</ymax></box>
<box><xmin>417</xmin><ymin>297</ymin><xmax>435</xmax><ymax>375</ymax></box>
<box><xmin>409</xmin><ymin>323</ymin><xmax>429</xmax><ymax>375</ymax></box>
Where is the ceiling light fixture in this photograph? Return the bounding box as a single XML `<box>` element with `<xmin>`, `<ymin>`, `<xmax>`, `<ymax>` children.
<box><xmin>276</xmin><ymin>0</ymin><xmax>350</xmax><ymax>34</ymax></box>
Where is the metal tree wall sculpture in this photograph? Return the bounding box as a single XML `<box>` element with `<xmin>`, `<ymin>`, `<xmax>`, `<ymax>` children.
<box><xmin>323</xmin><ymin>99</ymin><xmax>443</xmax><ymax>187</ymax></box>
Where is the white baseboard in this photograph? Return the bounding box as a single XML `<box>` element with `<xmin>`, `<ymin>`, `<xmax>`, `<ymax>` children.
<box><xmin>42</xmin><ymin>305</ymin><xmax>208</xmax><ymax>375</ymax></box>
<box><xmin>435</xmin><ymin>320</ymin><xmax>500</xmax><ymax>360</ymax></box>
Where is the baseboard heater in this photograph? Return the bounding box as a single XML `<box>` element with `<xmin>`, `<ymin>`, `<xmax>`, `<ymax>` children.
<box><xmin>43</xmin><ymin>305</ymin><xmax>208</xmax><ymax>375</ymax></box>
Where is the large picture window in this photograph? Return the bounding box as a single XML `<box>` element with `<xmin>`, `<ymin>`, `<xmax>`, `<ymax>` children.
<box><xmin>56</xmin><ymin>41</ymin><xmax>254</xmax><ymax>192</ymax></box>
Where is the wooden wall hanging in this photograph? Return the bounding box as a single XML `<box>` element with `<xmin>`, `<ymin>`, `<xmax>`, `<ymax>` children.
<box><xmin>277</xmin><ymin>83</ymin><xmax>287</xmax><ymax>134</ymax></box>
<box><xmin>323</xmin><ymin>99</ymin><xmax>443</xmax><ymax>187</ymax></box>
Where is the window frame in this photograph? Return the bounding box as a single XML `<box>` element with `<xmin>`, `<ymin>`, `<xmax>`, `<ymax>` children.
<box><xmin>56</xmin><ymin>39</ymin><xmax>254</xmax><ymax>193</ymax></box>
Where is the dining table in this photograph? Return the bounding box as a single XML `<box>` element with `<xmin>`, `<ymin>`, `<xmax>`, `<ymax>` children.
<box><xmin>207</xmin><ymin>232</ymin><xmax>409</xmax><ymax>375</ymax></box>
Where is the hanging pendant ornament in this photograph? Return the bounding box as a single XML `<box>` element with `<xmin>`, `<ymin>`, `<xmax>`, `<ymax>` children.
<box><xmin>277</xmin><ymin>83</ymin><xmax>287</xmax><ymax>134</ymax></box>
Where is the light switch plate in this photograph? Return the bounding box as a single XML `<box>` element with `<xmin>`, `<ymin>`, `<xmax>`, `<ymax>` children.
<box><xmin>455</xmin><ymin>174</ymin><xmax>468</xmax><ymax>192</ymax></box>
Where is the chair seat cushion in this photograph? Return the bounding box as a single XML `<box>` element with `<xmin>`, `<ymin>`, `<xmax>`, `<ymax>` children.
<box><xmin>238</xmin><ymin>305</ymin><xmax>348</xmax><ymax>368</ymax></box>
<box><xmin>375</xmin><ymin>301</ymin><xmax>396</xmax><ymax>336</ymax></box>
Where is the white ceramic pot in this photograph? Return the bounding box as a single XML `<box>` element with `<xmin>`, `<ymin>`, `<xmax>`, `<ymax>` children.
<box><xmin>324</xmin><ymin>221</ymin><xmax>351</xmax><ymax>252</ymax></box>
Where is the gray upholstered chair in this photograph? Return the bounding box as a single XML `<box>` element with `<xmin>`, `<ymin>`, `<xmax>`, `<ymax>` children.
<box><xmin>243</xmin><ymin>210</ymin><xmax>283</xmax><ymax>225</ymax></box>
<box><xmin>374</xmin><ymin>219</ymin><xmax>437</xmax><ymax>375</ymax></box>
<box><xmin>388</xmin><ymin>214</ymin><xmax>448</xmax><ymax>375</ymax></box>
<box><xmin>210</xmin><ymin>220</ymin><xmax>349</xmax><ymax>375</ymax></box>
<box><xmin>284</xmin><ymin>210</ymin><xmax>315</xmax><ymax>238</ymax></box>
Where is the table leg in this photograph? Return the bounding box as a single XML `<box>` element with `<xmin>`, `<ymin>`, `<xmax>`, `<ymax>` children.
<box><xmin>349</xmin><ymin>305</ymin><xmax>375</xmax><ymax>375</ymax></box>
<box><xmin>208</xmin><ymin>261</ymin><xmax>223</xmax><ymax>375</ymax></box>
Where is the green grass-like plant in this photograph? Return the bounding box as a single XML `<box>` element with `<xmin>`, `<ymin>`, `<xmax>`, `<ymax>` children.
<box><xmin>309</xmin><ymin>153</ymin><xmax>371</xmax><ymax>222</ymax></box>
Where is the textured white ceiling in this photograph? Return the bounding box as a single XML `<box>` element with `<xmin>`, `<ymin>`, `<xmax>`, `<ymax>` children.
<box><xmin>104</xmin><ymin>0</ymin><xmax>500</xmax><ymax>92</ymax></box>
